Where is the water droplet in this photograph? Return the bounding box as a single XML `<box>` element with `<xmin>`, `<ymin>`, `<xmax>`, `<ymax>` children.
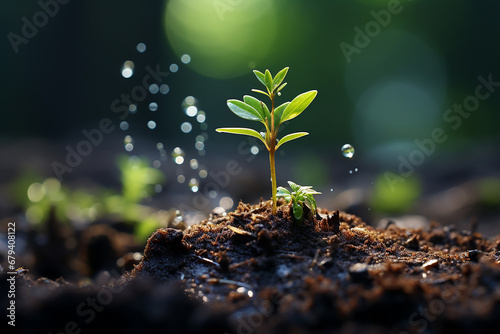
<box><xmin>181</xmin><ymin>122</ymin><xmax>192</xmax><ymax>133</ymax></box>
<box><xmin>152</xmin><ymin>160</ymin><xmax>161</xmax><ymax>168</ymax></box>
<box><xmin>160</xmin><ymin>84</ymin><xmax>169</xmax><ymax>94</ymax></box>
<box><xmin>149</xmin><ymin>102</ymin><xmax>158</xmax><ymax>111</ymax></box>
<box><xmin>186</xmin><ymin>106</ymin><xmax>198</xmax><ymax>117</ymax></box>
<box><xmin>209</xmin><ymin>190</ymin><xmax>218</xmax><ymax>198</ymax></box>
<box><xmin>188</xmin><ymin>178</ymin><xmax>199</xmax><ymax>192</ymax></box>
<box><xmin>156</xmin><ymin>142</ymin><xmax>164</xmax><ymax>150</ymax></box>
<box><xmin>250</xmin><ymin>145</ymin><xmax>259</xmax><ymax>155</ymax></box>
<box><xmin>172</xmin><ymin>147</ymin><xmax>185</xmax><ymax>164</ymax></box>
<box><xmin>198</xmin><ymin>149</ymin><xmax>206</xmax><ymax>156</ymax></box>
<box><xmin>136</xmin><ymin>43</ymin><xmax>146</xmax><ymax>53</ymax></box>
<box><xmin>121</xmin><ymin>60</ymin><xmax>134</xmax><ymax>78</ymax></box>
<box><xmin>196</xmin><ymin>111</ymin><xmax>206</xmax><ymax>123</ymax></box>
<box><xmin>181</xmin><ymin>54</ymin><xmax>191</xmax><ymax>64</ymax></box>
<box><xmin>220</xmin><ymin>197</ymin><xmax>234</xmax><ymax>210</ymax></box>
<box><xmin>277</xmin><ymin>92</ymin><xmax>281</xmax><ymax>96</ymax></box>
<box><xmin>129</xmin><ymin>104</ymin><xmax>137</xmax><ymax>113</ymax></box>
<box><xmin>124</xmin><ymin>135</ymin><xmax>134</xmax><ymax>151</ymax></box>
<box><xmin>169</xmin><ymin>64</ymin><xmax>179</xmax><ymax>72</ymax></box>
<box><xmin>349</xmin><ymin>170</ymin><xmax>353</xmax><ymax>174</ymax></box>
<box><xmin>149</xmin><ymin>84</ymin><xmax>159</xmax><ymax>94</ymax></box>
<box><xmin>196</xmin><ymin>135</ymin><xmax>205</xmax><ymax>143</ymax></box>
<box><xmin>341</xmin><ymin>144</ymin><xmax>355</xmax><ymax>158</ymax></box>
<box><xmin>147</xmin><ymin>120</ymin><xmax>157</xmax><ymax>129</ymax></box>
<box><xmin>154</xmin><ymin>184</ymin><xmax>162</xmax><ymax>193</ymax></box>
<box><xmin>177</xmin><ymin>175</ymin><xmax>185</xmax><ymax>183</ymax></box>
<box><xmin>330</xmin><ymin>188</ymin><xmax>334</xmax><ymax>192</ymax></box>
<box><xmin>120</xmin><ymin>121</ymin><xmax>129</xmax><ymax>130</ymax></box>
<box><xmin>190</xmin><ymin>159</ymin><xmax>199</xmax><ymax>169</ymax></box>
<box><xmin>354</xmin><ymin>168</ymin><xmax>358</xmax><ymax>172</ymax></box>
<box><xmin>199</xmin><ymin>169</ymin><xmax>208</xmax><ymax>178</ymax></box>
<box><xmin>173</xmin><ymin>210</ymin><xmax>183</xmax><ymax>225</ymax></box>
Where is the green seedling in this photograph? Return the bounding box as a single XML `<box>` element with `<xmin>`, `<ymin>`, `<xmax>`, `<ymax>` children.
<box><xmin>277</xmin><ymin>181</ymin><xmax>321</xmax><ymax>223</ymax></box>
<box><xmin>216</xmin><ymin>67</ymin><xmax>317</xmax><ymax>214</ymax></box>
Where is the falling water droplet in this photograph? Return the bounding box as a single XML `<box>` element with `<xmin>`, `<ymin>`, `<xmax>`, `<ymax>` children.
<box><xmin>330</xmin><ymin>188</ymin><xmax>334</xmax><ymax>192</ymax></box>
<box><xmin>149</xmin><ymin>102</ymin><xmax>158</xmax><ymax>111</ymax></box>
<box><xmin>199</xmin><ymin>169</ymin><xmax>208</xmax><ymax>178</ymax></box>
<box><xmin>120</xmin><ymin>121</ymin><xmax>129</xmax><ymax>130</ymax></box>
<box><xmin>195</xmin><ymin>141</ymin><xmax>205</xmax><ymax>151</ymax></box>
<box><xmin>149</xmin><ymin>84</ymin><xmax>159</xmax><ymax>94</ymax></box>
<box><xmin>181</xmin><ymin>54</ymin><xmax>191</xmax><ymax>64</ymax></box>
<box><xmin>156</xmin><ymin>142</ymin><xmax>164</xmax><ymax>150</ymax></box>
<box><xmin>160</xmin><ymin>84</ymin><xmax>169</xmax><ymax>94</ymax></box>
<box><xmin>250</xmin><ymin>145</ymin><xmax>259</xmax><ymax>155</ymax></box>
<box><xmin>196</xmin><ymin>111</ymin><xmax>206</xmax><ymax>123</ymax></box>
<box><xmin>152</xmin><ymin>160</ymin><xmax>161</xmax><ymax>168</ymax></box>
<box><xmin>129</xmin><ymin>104</ymin><xmax>137</xmax><ymax>113</ymax></box>
<box><xmin>147</xmin><ymin>120</ymin><xmax>157</xmax><ymax>129</ymax></box>
<box><xmin>354</xmin><ymin>168</ymin><xmax>358</xmax><ymax>172</ymax></box>
<box><xmin>349</xmin><ymin>170</ymin><xmax>353</xmax><ymax>174</ymax></box>
<box><xmin>172</xmin><ymin>147</ymin><xmax>185</xmax><ymax>164</ymax></box>
<box><xmin>190</xmin><ymin>159</ymin><xmax>199</xmax><ymax>169</ymax></box>
<box><xmin>177</xmin><ymin>175</ymin><xmax>185</xmax><ymax>183</ymax></box>
<box><xmin>277</xmin><ymin>92</ymin><xmax>281</xmax><ymax>96</ymax></box>
<box><xmin>188</xmin><ymin>178</ymin><xmax>199</xmax><ymax>192</ymax></box>
<box><xmin>124</xmin><ymin>135</ymin><xmax>134</xmax><ymax>152</ymax></box>
<box><xmin>186</xmin><ymin>106</ymin><xmax>198</xmax><ymax>117</ymax></box>
<box><xmin>181</xmin><ymin>122</ymin><xmax>192</xmax><ymax>133</ymax></box>
<box><xmin>154</xmin><ymin>184</ymin><xmax>163</xmax><ymax>193</ymax></box>
<box><xmin>136</xmin><ymin>43</ymin><xmax>146</xmax><ymax>53</ymax></box>
<box><xmin>170</xmin><ymin>64</ymin><xmax>179</xmax><ymax>72</ymax></box>
<box><xmin>341</xmin><ymin>144</ymin><xmax>355</xmax><ymax>158</ymax></box>
<box><xmin>121</xmin><ymin>60</ymin><xmax>134</xmax><ymax>78</ymax></box>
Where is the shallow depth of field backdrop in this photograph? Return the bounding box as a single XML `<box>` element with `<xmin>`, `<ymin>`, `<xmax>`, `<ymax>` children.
<box><xmin>1</xmin><ymin>0</ymin><xmax>499</xmax><ymax>239</ymax></box>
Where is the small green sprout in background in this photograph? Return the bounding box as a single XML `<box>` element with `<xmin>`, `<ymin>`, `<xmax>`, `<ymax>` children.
<box><xmin>277</xmin><ymin>181</ymin><xmax>321</xmax><ymax>223</ymax></box>
<box><xmin>216</xmin><ymin>67</ymin><xmax>317</xmax><ymax>214</ymax></box>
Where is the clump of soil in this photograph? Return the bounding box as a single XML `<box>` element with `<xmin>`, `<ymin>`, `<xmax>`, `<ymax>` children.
<box><xmin>132</xmin><ymin>200</ymin><xmax>500</xmax><ymax>333</ymax></box>
<box><xmin>9</xmin><ymin>200</ymin><xmax>500</xmax><ymax>333</ymax></box>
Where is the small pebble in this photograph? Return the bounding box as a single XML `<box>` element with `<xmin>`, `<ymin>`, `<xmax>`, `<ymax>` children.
<box><xmin>422</xmin><ymin>259</ymin><xmax>439</xmax><ymax>271</ymax></box>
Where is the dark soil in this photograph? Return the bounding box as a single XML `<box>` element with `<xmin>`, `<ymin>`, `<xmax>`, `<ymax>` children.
<box><xmin>7</xmin><ymin>200</ymin><xmax>500</xmax><ymax>333</ymax></box>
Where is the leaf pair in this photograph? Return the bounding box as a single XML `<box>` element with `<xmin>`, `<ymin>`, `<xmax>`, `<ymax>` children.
<box><xmin>277</xmin><ymin>181</ymin><xmax>321</xmax><ymax>222</ymax></box>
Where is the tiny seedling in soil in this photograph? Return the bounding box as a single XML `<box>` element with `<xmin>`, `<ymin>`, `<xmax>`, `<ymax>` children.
<box><xmin>277</xmin><ymin>181</ymin><xmax>321</xmax><ymax>223</ymax></box>
<box><xmin>216</xmin><ymin>67</ymin><xmax>317</xmax><ymax>214</ymax></box>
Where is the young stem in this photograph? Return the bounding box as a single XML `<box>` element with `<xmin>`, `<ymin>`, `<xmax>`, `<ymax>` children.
<box><xmin>269</xmin><ymin>148</ymin><xmax>277</xmax><ymax>215</ymax></box>
<box><xmin>269</xmin><ymin>93</ymin><xmax>277</xmax><ymax>214</ymax></box>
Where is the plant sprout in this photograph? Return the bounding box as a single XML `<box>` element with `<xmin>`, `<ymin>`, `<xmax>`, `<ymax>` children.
<box><xmin>277</xmin><ymin>181</ymin><xmax>321</xmax><ymax>223</ymax></box>
<box><xmin>216</xmin><ymin>67</ymin><xmax>317</xmax><ymax>214</ymax></box>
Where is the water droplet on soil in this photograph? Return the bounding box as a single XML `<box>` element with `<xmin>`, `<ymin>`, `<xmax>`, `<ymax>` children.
<box><xmin>341</xmin><ymin>144</ymin><xmax>355</xmax><ymax>158</ymax></box>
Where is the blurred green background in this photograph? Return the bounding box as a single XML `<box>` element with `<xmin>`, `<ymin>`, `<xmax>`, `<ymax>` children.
<box><xmin>0</xmin><ymin>0</ymin><xmax>499</xmax><ymax>232</ymax></box>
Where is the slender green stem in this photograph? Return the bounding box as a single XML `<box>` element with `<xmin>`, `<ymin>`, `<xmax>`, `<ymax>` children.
<box><xmin>269</xmin><ymin>148</ymin><xmax>277</xmax><ymax>214</ymax></box>
<box><xmin>269</xmin><ymin>92</ymin><xmax>277</xmax><ymax>214</ymax></box>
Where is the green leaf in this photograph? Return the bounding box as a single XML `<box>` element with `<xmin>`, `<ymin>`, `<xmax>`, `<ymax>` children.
<box><xmin>292</xmin><ymin>202</ymin><xmax>304</xmax><ymax>221</ymax></box>
<box><xmin>251</xmin><ymin>89</ymin><xmax>270</xmax><ymax>98</ymax></box>
<box><xmin>281</xmin><ymin>90</ymin><xmax>317</xmax><ymax>123</ymax></box>
<box><xmin>276</xmin><ymin>82</ymin><xmax>287</xmax><ymax>92</ymax></box>
<box><xmin>305</xmin><ymin>195</ymin><xmax>317</xmax><ymax>214</ymax></box>
<box><xmin>273</xmin><ymin>67</ymin><xmax>289</xmax><ymax>90</ymax></box>
<box><xmin>288</xmin><ymin>181</ymin><xmax>300</xmax><ymax>192</ymax></box>
<box><xmin>253</xmin><ymin>70</ymin><xmax>266</xmax><ymax>87</ymax></box>
<box><xmin>273</xmin><ymin>102</ymin><xmax>290</xmax><ymax>127</ymax></box>
<box><xmin>276</xmin><ymin>132</ymin><xmax>309</xmax><ymax>149</ymax></box>
<box><xmin>277</xmin><ymin>187</ymin><xmax>291</xmax><ymax>197</ymax></box>
<box><xmin>216</xmin><ymin>128</ymin><xmax>268</xmax><ymax>148</ymax></box>
<box><xmin>243</xmin><ymin>95</ymin><xmax>271</xmax><ymax>124</ymax></box>
<box><xmin>264</xmin><ymin>69</ymin><xmax>273</xmax><ymax>92</ymax></box>
<box><xmin>227</xmin><ymin>99</ymin><xmax>263</xmax><ymax>121</ymax></box>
